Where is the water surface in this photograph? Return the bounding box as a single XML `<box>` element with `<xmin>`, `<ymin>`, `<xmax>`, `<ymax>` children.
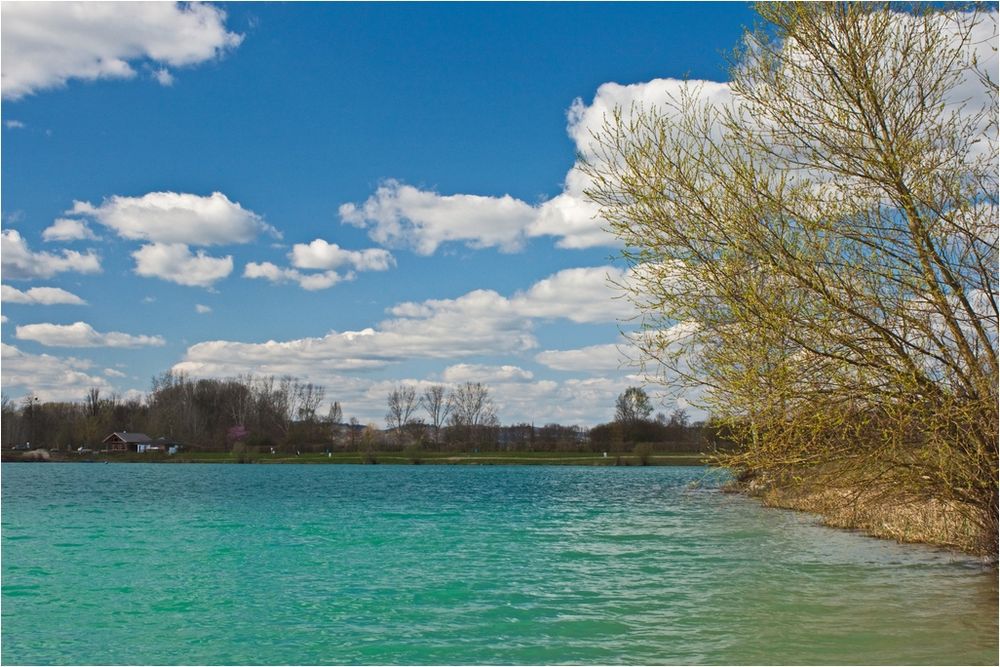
<box><xmin>2</xmin><ymin>464</ymin><xmax>996</xmax><ymax>664</ymax></box>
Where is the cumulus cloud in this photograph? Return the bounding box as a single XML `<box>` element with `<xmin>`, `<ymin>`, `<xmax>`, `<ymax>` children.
<box><xmin>195</xmin><ymin>304</ymin><xmax>212</xmax><ymax>314</ymax></box>
<box><xmin>339</xmin><ymin>179</ymin><xmax>619</xmax><ymax>254</ymax></box>
<box><xmin>104</xmin><ymin>367</ymin><xmax>127</xmax><ymax>378</ymax></box>
<box><xmin>176</xmin><ymin>289</ymin><xmax>535</xmax><ymax>379</ymax></box>
<box><xmin>340</xmin><ymin>180</ymin><xmax>538</xmax><ymax>255</ymax></box>
<box><xmin>132</xmin><ymin>243</ymin><xmax>233</xmax><ymax>288</ymax></box>
<box><xmin>42</xmin><ymin>218</ymin><xmax>98</xmax><ymax>242</ymax></box>
<box><xmin>1</xmin><ymin>343</ymin><xmax>113</xmax><ymax>402</ymax></box>
<box><xmin>243</xmin><ymin>239</ymin><xmax>394</xmax><ymax>291</ymax></box>
<box><xmin>337</xmin><ymin>79</ymin><xmax>731</xmax><ymax>254</ymax></box>
<box><xmin>525</xmin><ymin>78</ymin><xmax>730</xmax><ymax>250</ymax></box>
<box><xmin>528</xmin><ymin>190</ymin><xmax>608</xmax><ymax>250</ymax></box>
<box><xmin>489</xmin><ymin>375</ymin><xmax>637</xmax><ymax>426</ymax></box>
<box><xmin>173</xmin><ymin>333</ymin><xmax>389</xmax><ymax>379</ymax></box>
<box><xmin>535</xmin><ymin>343</ymin><xmax>627</xmax><ymax>373</ymax></box>
<box><xmin>290</xmin><ymin>239</ymin><xmax>395</xmax><ymax>272</ymax></box>
<box><xmin>244</xmin><ymin>261</ymin><xmax>351</xmax><ymax>291</ymax></box>
<box><xmin>1</xmin><ymin>229</ymin><xmax>101</xmax><ymax>279</ymax></box>
<box><xmin>175</xmin><ymin>265</ymin><xmax>632</xmax><ymax>386</ymax></box>
<box><xmin>1</xmin><ymin>284</ymin><xmax>87</xmax><ymax>306</ymax></box>
<box><xmin>386</xmin><ymin>265</ymin><xmax>633</xmax><ymax>325</ymax></box>
<box><xmin>566</xmin><ymin>78</ymin><xmax>733</xmax><ymax>160</ymax></box>
<box><xmin>509</xmin><ymin>266</ymin><xmax>635</xmax><ymax>323</ymax></box>
<box><xmin>1</xmin><ymin>1</ymin><xmax>243</xmax><ymax>99</ymax></box>
<box><xmin>71</xmin><ymin>191</ymin><xmax>277</xmax><ymax>246</ymax></box>
<box><xmin>441</xmin><ymin>364</ymin><xmax>534</xmax><ymax>384</ymax></box>
<box><xmin>153</xmin><ymin>67</ymin><xmax>174</xmax><ymax>86</ymax></box>
<box><xmin>15</xmin><ymin>321</ymin><xmax>165</xmax><ymax>348</ymax></box>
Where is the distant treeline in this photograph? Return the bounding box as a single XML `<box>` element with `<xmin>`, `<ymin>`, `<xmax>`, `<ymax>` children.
<box><xmin>2</xmin><ymin>374</ymin><xmax>722</xmax><ymax>454</ymax></box>
<box><xmin>2</xmin><ymin>373</ymin><xmax>332</xmax><ymax>453</ymax></box>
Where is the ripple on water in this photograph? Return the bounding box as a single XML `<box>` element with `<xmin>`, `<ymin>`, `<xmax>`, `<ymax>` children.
<box><xmin>1</xmin><ymin>463</ymin><xmax>996</xmax><ymax>665</ymax></box>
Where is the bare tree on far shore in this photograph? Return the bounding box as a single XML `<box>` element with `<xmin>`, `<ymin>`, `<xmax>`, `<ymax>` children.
<box><xmin>420</xmin><ymin>385</ymin><xmax>450</xmax><ymax>444</ymax></box>
<box><xmin>386</xmin><ymin>384</ymin><xmax>418</xmax><ymax>445</ymax></box>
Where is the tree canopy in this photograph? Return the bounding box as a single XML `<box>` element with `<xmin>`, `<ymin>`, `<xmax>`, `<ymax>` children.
<box><xmin>583</xmin><ymin>2</ymin><xmax>998</xmax><ymax>555</ymax></box>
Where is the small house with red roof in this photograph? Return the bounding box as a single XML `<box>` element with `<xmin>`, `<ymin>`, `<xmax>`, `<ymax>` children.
<box><xmin>101</xmin><ymin>432</ymin><xmax>152</xmax><ymax>453</ymax></box>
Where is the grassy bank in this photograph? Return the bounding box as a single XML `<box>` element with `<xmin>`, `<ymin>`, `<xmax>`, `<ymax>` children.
<box><xmin>3</xmin><ymin>450</ymin><xmax>708</xmax><ymax>466</ymax></box>
<box><xmin>730</xmin><ymin>474</ymin><xmax>985</xmax><ymax>557</ymax></box>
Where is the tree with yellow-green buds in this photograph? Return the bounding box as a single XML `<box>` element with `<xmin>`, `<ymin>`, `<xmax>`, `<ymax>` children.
<box><xmin>583</xmin><ymin>2</ymin><xmax>998</xmax><ymax>556</ymax></box>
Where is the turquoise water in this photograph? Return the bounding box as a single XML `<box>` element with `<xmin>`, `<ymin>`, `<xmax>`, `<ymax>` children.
<box><xmin>2</xmin><ymin>464</ymin><xmax>996</xmax><ymax>665</ymax></box>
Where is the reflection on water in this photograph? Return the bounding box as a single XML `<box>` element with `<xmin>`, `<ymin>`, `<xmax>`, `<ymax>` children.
<box><xmin>2</xmin><ymin>464</ymin><xmax>996</xmax><ymax>665</ymax></box>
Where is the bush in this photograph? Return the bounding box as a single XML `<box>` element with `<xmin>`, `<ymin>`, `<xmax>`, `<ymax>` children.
<box><xmin>404</xmin><ymin>445</ymin><xmax>423</xmax><ymax>464</ymax></box>
<box><xmin>633</xmin><ymin>443</ymin><xmax>653</xmax><ymax>466</ymax></box>
<box><xmin>231</xmin><ymin>441</ymin><xmax>257</xmax><ymax>464</ymax></box>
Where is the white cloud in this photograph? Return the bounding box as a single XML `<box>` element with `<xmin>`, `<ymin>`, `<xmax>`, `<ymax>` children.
<box><xmin>384</xmin><ymin>266</ymin><xmax>633</xmax><ymax>325</ymax></box>
<box><xmin>5</xmin><ymin>119</ymin><xmax>25</xmax><ymax>129</ymax></box>
<box><xmin>489</xmin><ymin>376</ymin><xmax>637</xmax><ymax>426</ymax></box>
<box><xmin>524</xmin><ymin>78</ymin><xmax>731</xmax><ymax>251</ymax></box>
<box><xmin>566</xmin><ymin>78</ymin><xmax>733</xmax><ymax>161</ymax></box>
<box><xmin>1</xmin><ymin>229</ymin><xmax>101</xmax><ymax>279</ymax></box>
<box><xmin>16</xmin><ymin>321</ymin><xmax>165</xmax><ymax>348</ymax></box>
<box><xmin>153</xmin><ymin>67</ymin><xmax>174</xmax><ymax>86</ymax></box>
<box><xmin>441</xmin><ymin>364</ymin><xmax>534</xmax><ymax>384</ymax></box>
<box><xmin>175</xmin><ymin>265</ymin><xmax>632</xmax><ymax>386</ymax></box>
<box><xmin>244</xmin><ymin>239</ymin><xmax>394</xmax><ymax>291</ymax></box>
<box><xmin>71</xmin><ymin>191</ymin><xmax>276</xmax><ymax>246</ymax></box>
<box><xmin>176</xmin><ymin>289</ymin><xmax>535</xmax><ymax>379</ymax></box>
<box><xmin>340</xmin><ymin>180</ymin><xmax>538</xmax><ymax>255</ymax></box>
<box><xmin>509</xmin><ymin>266</ymin><xmax>635</xmax><ymax>323</ymax></box>
<box><xmin>195</xmin><ymin>304</ymin><xmax>212</xmax><ymax>314</ymax></box>
<box><xmin>1</xmin><ymin>1</ymin><xmax>243</xmax><ymax>99</ymax></box>
<box><xmin>132</xmin><ymin>243</ymin><xmax>233</xmax><ymax>288</ymax></box>
<box><xmin>290</xmin><ymin>239</ymin><xmax>395</xmax><ymax>272</ymax></box>
<box><xmin>173</xmin><ymin>334</ymin><xmax>390</xmax><ymax>379</ymax></box>
<box><xmin>535</xmin><ymin>343</ymin><xmax>627</xmax><ymax>373</ymax></box>
<box><xmin>1</xmin><ymin>284</ymin><xmax>87</xmax><ymax>306</ymax></box>
<box><xmin>42</xmin><ymin>217</ymin><xmax>97</xmax><ymax>242</ymax></box>
<box><xmin>104</xmin><ymin>367</ymin><xmax>127</xmax><ymax>378</ymax></box>
<box><xmin>540</xmin><ymin>77</ymin><xmax>731</xmax><ymax>249</ymax></box>
<box><xmin>528</xmin><ymin>190</ymin><xmax>608</xmax><ymax>250</ymax></box>
<box><xmin>1</xmin><ymin>343</ymin><xmax>113</xmax><ymax>403</ymax></box>
<box><xmin>244</xmin><ymin>261</ymin><xmax>351</xmax><ymax>291</ymax></box>
<box><xmin>243</xmin><ymin>261</ymin><xmax>290</xmax><ymax>282</ymax></box>
<box><xmin>336</xmin><ymin>80</ymin><xmax>729</xmax><ymax>255</ymax></box>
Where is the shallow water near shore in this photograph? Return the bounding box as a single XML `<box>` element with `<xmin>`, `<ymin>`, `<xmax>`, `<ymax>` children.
<box><xmin>2</xmin><ymin>463</ymin><xmax>996</xmax><ymax>665</ymax></box>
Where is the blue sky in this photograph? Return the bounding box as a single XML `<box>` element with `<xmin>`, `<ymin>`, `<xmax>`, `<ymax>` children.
<box><xmin>1</xmin><ymin>2</ymin><xmax>757</xmax><ymax>426</ymax></box>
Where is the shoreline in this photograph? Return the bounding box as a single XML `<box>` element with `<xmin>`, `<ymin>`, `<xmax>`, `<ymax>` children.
<box><xmin>1</xmin><ymin>450</ymin><xmax>709</xmax><ymax>466</ymax></box>
<box><xmin>725</xmin><ymin>475</ymin><xmax>990</xmax><ymax>560</ymax></box>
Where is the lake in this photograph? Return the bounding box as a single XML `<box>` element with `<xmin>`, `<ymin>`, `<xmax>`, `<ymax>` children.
<box><xmin>2</xmin><ymin>463</ymin><xmax>996</xmax><ymax>665</ymax></box>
